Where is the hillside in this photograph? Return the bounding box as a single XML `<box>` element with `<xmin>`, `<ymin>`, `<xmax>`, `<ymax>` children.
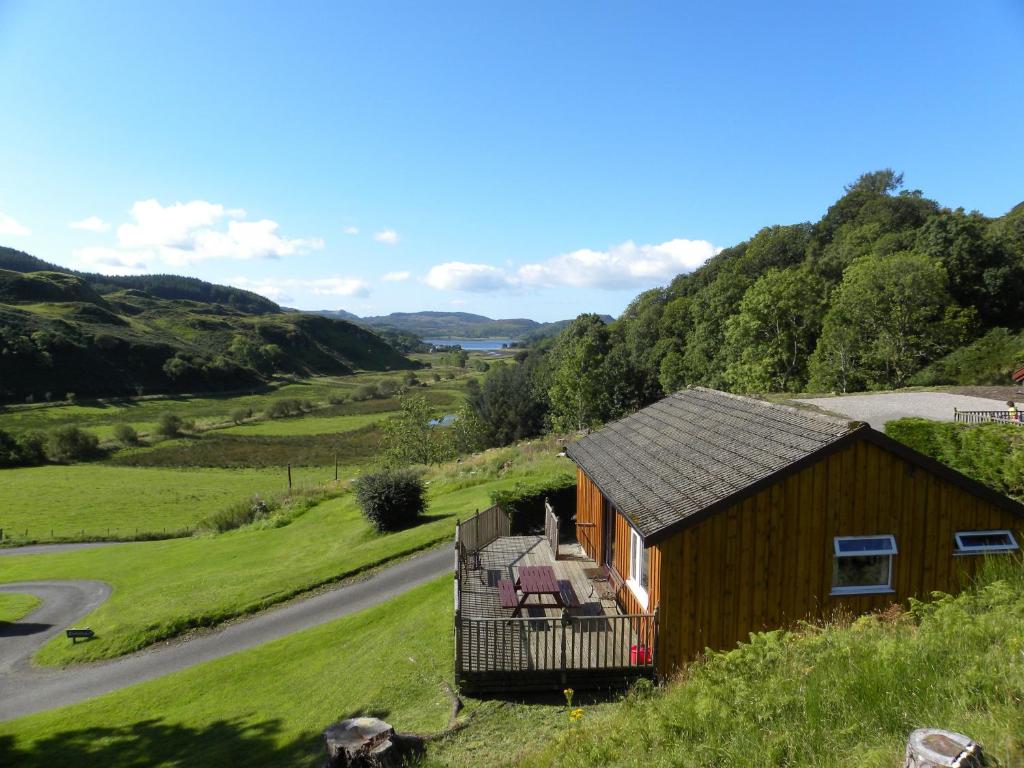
<box><xmin>313</xmin><ymin>309</ymin><xmax>595</xmax><ymax>340</ymax></box>
<box><xmin>520</xmin><ymin>171</ymin><xmax>1024</xmax><ymax>436</ymax></box>
<box><xmin>0</xmin><ymin>248</ymin><xmax>414</xmax><ymax>403</ymax></box>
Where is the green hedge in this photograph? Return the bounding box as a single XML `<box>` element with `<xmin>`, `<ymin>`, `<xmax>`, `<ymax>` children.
<box><xmin>885</xmin><ymin>418</ymin><xmax>1024</xmax><ymax>501</ymax></box>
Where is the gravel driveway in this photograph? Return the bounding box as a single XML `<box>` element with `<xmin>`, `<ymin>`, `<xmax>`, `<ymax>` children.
<box><xmin>794</xmin><ymin>392</ymin><xmax>1010</xmax><ymax>430</ymax></box>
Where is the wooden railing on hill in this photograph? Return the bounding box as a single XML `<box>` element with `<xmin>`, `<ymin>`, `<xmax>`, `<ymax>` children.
<box><xmin>456</xmin><ymin>504</ymin><xmax>511</xmax><ymax>558</ymax></box>
<box><xmin>954</xmin><ymin>409</ymin><xmax>1023</xmax><ymax>426</ymax></box>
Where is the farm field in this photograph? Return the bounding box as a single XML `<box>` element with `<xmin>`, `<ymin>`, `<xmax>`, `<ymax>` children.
<box><xmin>0</xmin><ymin>592</ymin><xmax>40</xmax><ymax>623</ymax></box>
<box><xmin>0</xmin><ymin>361</ymin><xmax>482</xmax><ymax>542</ymax></box>
<box><xmin>3</xmin><ymin>441</ymin><xmax>573</xmax><ymax>666</ymax></box>
<box><xmin>0</xmin><ymin>465</ymin><xmax>305</xmax><ymax>541</ymax></box>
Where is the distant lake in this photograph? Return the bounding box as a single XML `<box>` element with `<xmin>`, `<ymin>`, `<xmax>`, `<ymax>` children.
<box><xmin>423</xmin><ymin>338</ymin><xmax>516</xmax><ymax>351</ymax></box>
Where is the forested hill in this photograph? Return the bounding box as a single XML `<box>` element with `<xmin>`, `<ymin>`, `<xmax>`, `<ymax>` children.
<box><xmin>528</xmin><ymin>171</ymin><xmax>1024</xmax><ymax>432</ymax></box>
<box><xmin>0</xmin><ymin>247</ymin><xmax>414</xmax><ymax>403</ymax></box>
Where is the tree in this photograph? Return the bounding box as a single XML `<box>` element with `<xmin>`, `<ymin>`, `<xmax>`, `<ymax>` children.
<box><xmin>46</xmin><ymin>426</ymin><xmax>100</xmax><ymax>462</ymax></box>
<box><xmin>722</xmin><ymin>267</ymin><xmax>827</xmax><ymax>393</ymax></box>
<box><xmin>471</xmin><ymin>362</ymin><xmax>547</xmax><ymax>446</ymax></box>
<box><xmin>380</xmin><ymin>393</ymin><xmax>453</xmax><ymax>466</ymax></box>
<box><xmin>156</xmin><ymin>412</ymin><xmax>185</xmax><ymax>438</ymax></box>
<box><xmin>547</xmin><ymin>314</ymin><xmax>611</xmax><ymax>432</ymax></box>
<box><xmin>809</xmin><ymin>251</ymin><xmax>973</xmax><ymax>391</ymax></box>
<box><xmin>355</xmin><ymin>468</ymin><xmax>426</xmax><ymax>532</ymax></box>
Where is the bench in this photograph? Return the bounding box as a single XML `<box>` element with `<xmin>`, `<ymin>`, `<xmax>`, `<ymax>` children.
<box><xmin>557</xmin><ymin>580</ymin><xmax>580</xmax><ymax>608</ymax></box>
<box><xmin>66</xmin><ymin>628</ymin><xmax>95</xmax><ymax>643</ymax></box>
<box><xmin>497</xmin><ymin>579</ymin><xmax>518</xmax><ymax>609</ymax></box>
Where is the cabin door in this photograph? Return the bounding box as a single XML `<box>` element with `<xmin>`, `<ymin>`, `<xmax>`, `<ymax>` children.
<box><xmin>602</xmin><ymin>499</ymin><xmax>616</xmax><ymax>568</ymax></box>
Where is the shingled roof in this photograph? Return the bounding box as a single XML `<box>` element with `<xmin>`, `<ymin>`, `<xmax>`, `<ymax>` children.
<box><xmin>566</xmin><ymin>387</ymin><xmax>860</xmax><ymax>543</ymax></box>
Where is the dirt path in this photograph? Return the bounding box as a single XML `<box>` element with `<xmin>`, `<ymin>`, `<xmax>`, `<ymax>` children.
<box><xmin>0</xmin><ymin>546</ymin><xmax>451</xmax><ymax>721</ymax></box>
<box><xmin>794</xmin><ymin>392</ymin><xmax>1008</xmax><ymax>430</ymax></box>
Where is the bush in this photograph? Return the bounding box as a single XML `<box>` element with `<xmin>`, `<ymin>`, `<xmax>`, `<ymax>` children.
<box><xmin>352</xmin><ymin>384</ymin><xmax>377</xmax><ymax>402</ymax></box>
<box><xmin>230</xmin><ymin>407</ymin><xmax>253</xmax><ymax>425</ymax></box>
<box><xmin>328</xmin><ymin>394</ymin><xmax>346</xmax><ymax>406</ymax></box>
<box><xmin>46</xmin><ymin>426</ymin><xmax>101</xmax><ymax>462</ymax></box>
<box><xmin>432</xmin><ymin>373</ymin><xmax>442</xmax><ymax>383</ymax></box>
<box><xmin>199</xmin><ymin>494</ymin><xmax>278</xmax><ymax>533</ymax></box>
<box><xmin>16</xmin><ymin>431</ymin><xmax>47</xmax><ymax>464</ymax></box>
<box><xmin>156</xmin><ymin>412</ymin><xmax>184</xmax><ymax>438</ymax></box>
<box><xmin>376</xmin><ymin>379</ymin><xmax>400</xmax><ymax>399</ymax></box>
<box><xmin>113</xmin><ymin>423</ymin><xmax>139</xmax><ymax>445</ymax></box>
<box><xmin>355</xmin><ymin>468</ymin><xmax>427</xmax><ymax>532</ymax></box>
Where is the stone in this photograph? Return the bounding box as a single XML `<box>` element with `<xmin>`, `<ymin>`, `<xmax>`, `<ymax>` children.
<box><xmin>903</xmin><ymin>728</ymin><xmax>983</xmax><ymax>768</ymax></box>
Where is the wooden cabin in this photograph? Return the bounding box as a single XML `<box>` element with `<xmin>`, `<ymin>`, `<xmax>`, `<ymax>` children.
<box><xmin>567</xmin><ymin>387</ymin><xmax>1024</xmax><ymax>677</ymax></box>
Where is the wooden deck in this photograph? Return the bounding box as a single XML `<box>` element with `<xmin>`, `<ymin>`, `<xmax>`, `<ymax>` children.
<box><xmin>455</xmin><ymin>533</ymin><xmax>657</xmax><ymax>692</ymax></box>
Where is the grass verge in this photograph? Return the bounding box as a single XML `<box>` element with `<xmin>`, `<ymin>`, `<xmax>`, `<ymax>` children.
<box><xmin>0</xmin><ymin>593</ymin><xmax>41</xmax><ymax>623</ymax></box>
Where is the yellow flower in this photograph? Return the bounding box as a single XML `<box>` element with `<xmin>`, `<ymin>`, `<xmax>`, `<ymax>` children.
<box><xmin>563</xmin><ymin>688</ymin><xmax>574</xmax><ymax>708</ymax></box>
<box><xmin>569</xmin><ymin>708</ymin><xmax>584</xmax><ymax>722</ymax></box>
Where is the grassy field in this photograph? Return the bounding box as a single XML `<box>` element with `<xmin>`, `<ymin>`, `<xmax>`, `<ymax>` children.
<box><xmin>0</xmin><ymin>592</ymin><xmax>41</xmax><ymax>623</ymax></box>
<box><xmin>2</xmin><ymin>441</ymin><xmax>573</xmax><ymax>666</ymax></box>
<box><xmin>0</xmin><ymin>578</ymin><xmax>455</xmax><ymax>767</ymax></box>
<box><xmin>5</xmin><ymin>557</ymin><xmax>1020</xmax><ymax>768</ymax></box>
<box><xmin>0</xmin><ymin>465</ymin><xmax>312</xmax><ymax>541</ymax></box>
<box><xmin>0</xmin><ymin>366</ymin><xmax>476</xmax><ymax>542</ymax></box>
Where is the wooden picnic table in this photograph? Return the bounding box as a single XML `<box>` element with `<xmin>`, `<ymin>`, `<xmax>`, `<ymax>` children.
<box><xmin>509</xmin><ymin>564</ymin><xmax>564</xmax><ymax>617</ymax></box>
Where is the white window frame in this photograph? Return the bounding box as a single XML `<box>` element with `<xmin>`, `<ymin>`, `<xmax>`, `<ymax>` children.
<box><xmin>954</xmin><ymin>530</ymin><xmax>1019</xmax><ymax>555</ymax></box>
<box><xmin>627</xmin><ymin>527</ymin><xmax>649</xmax><ymax>609</ymax></box>
<box><xmin>831</xmin><ymin>534</ymin><xmax>897</xmax><ymax>596</ymax></box>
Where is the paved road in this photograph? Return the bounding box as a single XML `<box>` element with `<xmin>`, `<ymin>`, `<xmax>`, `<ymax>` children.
<box><xmin>0</xmin><ymin>546</ymin><xmax>452</xmax><ymax>721</ymax></box>
<box><xmin>795</xmin><ymin>392</ymin><xmax>1008</xmax><ymax>430</ymax></box>
<box><xmin>0</xmin><ymin>542</ymin><xmax>123</xmax><ymax>557</ymax></box>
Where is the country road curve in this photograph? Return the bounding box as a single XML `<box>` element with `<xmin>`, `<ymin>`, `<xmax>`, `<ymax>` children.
<box><xmin>0</xmin><ymin>545</ymin><xmax>452</xmax><ymax>721</ymax></box>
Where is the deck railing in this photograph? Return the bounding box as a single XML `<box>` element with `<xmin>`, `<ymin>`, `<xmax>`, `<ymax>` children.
<box><xmin>457</xmin><ymin>611</ymin><xmax>657</xmax><ymax>676</ymax></box>
<box><xmin>954</xmin><ymin>409</ymin><xmax>1023</xmax><ymax>426</ymax></box>
<box><xmin>456</xmin><ymin>504</ymin><xmax>511</xmax><ymax>558</ymax></box>
<box><xmin>544</xmin><ymin>498</ymin><xmax>560</xmax><ymax>560</ymax></box>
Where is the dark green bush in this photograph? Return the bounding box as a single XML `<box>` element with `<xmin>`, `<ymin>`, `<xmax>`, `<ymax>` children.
<box><xmin>113</xmin><ymin>423</ymin><xmax>139</xmax><ymax>445</ymax></box>
<box><xmin>156</xmin><ymin>412</ymin><xmax>184</xmax><ymax>438</ymax></box>
<box><xmin>46</xmin><ymin>425</ymin><xmax>101</xmax><ymax>462</ymax></box>
<box><xmin>16</xmin><ymin>431</ymin><xmax>47</xmax><ymax>464</ymax></box>
<box><xmin>352</xmin><ymin>384</ymin><xmax>377</xmax><ymax>401</ymax></box>
<box><xmin>355</xmin><ymin>468</ymin><xmax>426</xmax><ymax>532</ymax></box>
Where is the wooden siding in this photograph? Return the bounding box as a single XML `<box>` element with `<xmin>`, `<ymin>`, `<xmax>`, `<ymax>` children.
<box><xmin>575</xmin><ymin>468</ymin><xmax>603</xmax><ymax>563</ymax></box>
<box><xmin>653</xmin><ymin>437</ymin><xmax>1022</xmax><ymax>674</ymax></box>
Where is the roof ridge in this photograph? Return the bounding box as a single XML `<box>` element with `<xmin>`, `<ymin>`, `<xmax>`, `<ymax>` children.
<box><xmin>688</xmin><ymin>387</ymin><xmax>855</xmax><ymax>431</ymax></box>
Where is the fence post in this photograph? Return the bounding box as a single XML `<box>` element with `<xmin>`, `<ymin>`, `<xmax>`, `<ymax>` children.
<box><xmin>560</xmin><ymin>609</ymin><xmax>569</xmax><ymax>670</ymax></box>
<box><xmin>287</xmin><ymin>464</ymin><xmax>292</xmax><ymax>492</ymax></box>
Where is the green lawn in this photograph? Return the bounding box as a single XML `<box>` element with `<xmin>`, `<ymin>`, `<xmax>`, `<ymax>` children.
<box><xmin>0</xmin><ymin>578</ymin><xmax>454</xmax><ymax>768</ymax></box>
<box><xmin>0</xmin><ymin>465</ymin><xmax>311</xmax><ymax>541</ymax></box>
<box><xmin>217</xmin><ymin>412</ymin><xmax>390</xmax><ymax>437</ymax></box>
<box><xmin>2</xmin><ymin>443</ymin><xmax>572</xmax><ymax>666</ymax></box>
<box><xmin>0</xmin><ymin>592</ymin><xmax>41</xmax><ymax>623</ymax></box>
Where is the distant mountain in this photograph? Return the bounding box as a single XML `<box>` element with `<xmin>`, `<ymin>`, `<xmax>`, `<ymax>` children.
<box><xmin>309</xmin><ymin>309</ymin><xmax>609</xmax><ymax>341</ymax></box>
<box><xmin>0</xmin><ymin>246</ymin><xmax>414</xmax><ymax>403</ymax></box>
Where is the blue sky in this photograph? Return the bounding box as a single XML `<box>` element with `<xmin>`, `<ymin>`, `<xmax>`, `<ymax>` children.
<box><xmin>1</xmin><ymin>1</ymin><xmax>1022</xmax><ymax>322</ymax></box>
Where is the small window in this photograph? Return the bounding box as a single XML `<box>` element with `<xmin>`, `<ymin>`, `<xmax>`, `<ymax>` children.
<box><xmin>831</xmin><ymin>535</ymin><xmax>897</xmax><ymax>596</ymax></box>
<box><xmin>954</xmin><ymin>530</ymin><xmax>1018</xmax><ymax>554</ymax></box>
<box><xmin>628</xmin><ymin>528</ymin><xmax>649</xmax><ymax>606</ymax></box>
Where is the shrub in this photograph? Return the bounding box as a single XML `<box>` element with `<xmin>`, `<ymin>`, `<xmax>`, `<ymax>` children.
<box><xmin>352</xmin><ymin>384</ymin><xmax>377</xmax><ymax>402</ymax></box>
<box><xmin>432</xmin><ymin>373</ymin><xmax>442</xmax><ymax>383</ymax></box>
<box><xmin>16</xmin><ymin>431</ymin><xmax>47</xmax><ymax>464</ymax></box>
<box><xmin>199</xmin><ymin>494</ymin><xmax>278</xmax><ymax>533</ymax></box>
<box><xmin>156</xmin><ymin>412</ymin><xmax>184</xmax><ymax>438</ymax></box>
<box><xmin>376</xmin><ymin>379</ymin><xmax>400</xmax><ymax>399</ymax></box>
<box><xmin>355</xmin><ymin>468</ymin><xmax>427</xmax><ymax>532</ymax></box>
<box><xmin>230</xmin><ymin>407</ymin><xmax>253</xmax><ymax>425</ymax></box>
<box><xmin>472</xmin><ymin>359</ymin><xmax>490</xmax><ymax>373</ymax></box>
<box><xmin>46</xmin><ymin>426</ymin><xmax>101</xmax><ymax>462</ymax></box>
<box><xmin>113</xmin><ymin>424</ymin><xmax>139</xmax><ymax>445</ymax></box>
<box><xmin>265</xmin><ymin>399</ymin><xmax>302</xmax><ymax>419</ymax></box>
<box><xmin>328</xmin><ymin>394</ymin><xmax>346</xmax><ymax>406</ymax></box>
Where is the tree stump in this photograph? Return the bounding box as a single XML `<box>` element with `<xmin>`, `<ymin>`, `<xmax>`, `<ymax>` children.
<box><xmin>904</xmin><ymin>728</ymin><xmax>983</xmax><ymax>768</ymax></box>
<box><xmin>322</xmin><ymin>717</ymin><xmax>423</xmax><ymax>768</ymax></box>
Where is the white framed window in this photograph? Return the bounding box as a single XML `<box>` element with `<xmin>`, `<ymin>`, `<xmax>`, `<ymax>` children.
<box><xmin>831</xmin><ymin>535</ymin><xmax>897</xmax><ymax>596</ymax></box>
<box><xmin>628</xmin><ymin>528</ymin><xmax>649</xmax><ymax>608</ymax></box>
<box><xmin>954</xmin><ymin>530</ymin><xmax>1019</xmax><ymax>555</ymax></box>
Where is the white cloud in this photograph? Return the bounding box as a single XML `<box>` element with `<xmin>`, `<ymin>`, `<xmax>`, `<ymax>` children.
<box><xmin>516</xmin><ymin>238</ymin><xmax>720</xmax><ymax>290</ymax></box>
<box><xmin>0</xmin><ymin>212</ymin><xmax>31</xmax><ymax>236</ymax></box>
<box><xmin>343</xmin><ymin>226</ymin><xmax>359</xmax><ymax>235</ymax></box>
<box><xmin>422</xmin><ymin>237</ymin><xmax>720</xmax><ymax>293</ymax></box>
<box><xmin>69</xmin><ymin>216</ymin><xmax>110</xmax><ymax>233</ymax></box>
<box><xmin>424</xmin><ymin>261</ymin><xmax>513</xmax><ymax>292</ymax></box>
<box><xmin>71</xmin><ymin>246</ymin><xmax>151</xmax><ymax>275</ymax></box>
<box><xmin>230</xmin><ymin>276</ymin><xmax>370</xmax><ymax>304</ymax></box>
<box><xmin>373</xmin><ymin>229</ymin><xmax>399</xmax><ymax>245</ymax></box>
<box><xmin>381</xmin><ymin>270</ymin><xmax>410</xmax><ymax>282</ymax></box>
<box><xmin>114</xmin><ymin>199</ymin><xmax>321</xmax><ymax>265</ymax></box>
